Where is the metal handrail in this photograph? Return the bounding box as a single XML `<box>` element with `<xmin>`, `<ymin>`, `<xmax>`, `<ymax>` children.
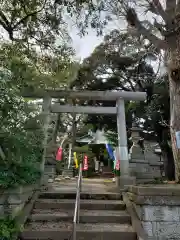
<box><xmin>73</xmin><ymin>163</ymin><xmax>82</xmax><ymax>240</ymax></box>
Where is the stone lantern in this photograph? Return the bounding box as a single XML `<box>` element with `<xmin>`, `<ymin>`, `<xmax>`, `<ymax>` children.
<box><xmin>130</xmin><ymin>123</ymin><xmax>145</xmax><ymax>161</ymax></box>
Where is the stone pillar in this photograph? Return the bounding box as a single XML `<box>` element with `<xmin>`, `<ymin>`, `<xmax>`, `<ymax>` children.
<box><xmin>129</xmin><ymin>124</ymin><xmax>148</xmax><ymax>182</ymax></box>
<box><xmin>41</xmin><ymin>95</ymin><xmax>51</xmax><ymax>173</ymax></box>
<box><xmin>41</xmin><ymin>96</ymin><xmax>57</xmax><ymax>184</ymax></box>
<box><xmin>116</xmin><ymin>99</ymin><xmax>135</xmax><ymax>189</ymax></box>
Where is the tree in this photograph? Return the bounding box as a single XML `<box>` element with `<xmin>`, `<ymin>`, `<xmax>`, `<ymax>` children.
<box><xmin>0</xmin><ymin>0</ymin><xmax>82</xmax><ymax>47</ymax></box>
<box><xmin>87</xmin><ymin>0</ymin><xmax>180</xmax><ymax>180</ymax></box>
<box><xmin>74</xmin><ymin>0</ymin><xmax>180</xmax><ymax>180</ymax></box>
<box><xmin>0</xmin><ymin>76</ymin><xmax>43</xmax><ymax>188</ymax></box>
<box><xmin>71</xmin><ymin>30</ymin><xmax>156</xmax><ymax>131</ymax></box>
<box><xmin>118</xmin><ymin>0</ymin><xmax>180</xmax><ymax>181</ymax></box>
<box><xmin>71</xmin><ymin>30</ymin><xmax>175</xmax><ymax>180</ymax></box>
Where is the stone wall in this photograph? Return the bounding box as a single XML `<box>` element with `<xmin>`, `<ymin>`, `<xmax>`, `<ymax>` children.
<box><xmin>130</xmin><ymin>141</ymin><xmax>163</xmax><ymax>183</ymax></box>
<box><xmin>126</xmin><ymin>185</ymin><xmax>180</xmax><ymax>240</ymax></box>
<box><xmin>0</xmin><ymin>184</ymin><xmax>37</xmax><ymax>218</ymax></box>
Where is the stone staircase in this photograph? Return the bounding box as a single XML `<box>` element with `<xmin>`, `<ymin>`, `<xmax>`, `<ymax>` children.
<box><xmin>20</xmin><ymin>191</ymin><xmax>136</xmax><ymax>240</ymax></box>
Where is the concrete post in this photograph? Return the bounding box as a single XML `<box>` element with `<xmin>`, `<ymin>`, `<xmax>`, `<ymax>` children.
<box><xmin>116</xmin><ymin>98</ymin><xmax>136</xmax><ymax>189</ymax></box>
<box><xmin>41</xmin><ymin>95</ymin><xmax>51</xmax><ymax>173</ymax></box>
<box><xmin>41</xmin><ymin>95</ymin><xmax>56</xmax><ymax>184</ymax></box>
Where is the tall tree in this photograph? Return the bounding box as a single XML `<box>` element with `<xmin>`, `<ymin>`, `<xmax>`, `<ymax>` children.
<box><xmin>78</xmin><ymin>0</ymin><xmax>180</xmax><ymax>181</ymax></box>
<box><xmin>120</xmin><ymin>0</ymin><xmax>180</xmax><ymax>181</ymax></box>
<box><xmin>71</xmin><ymin>30</ymin><xmax>156</xmax><ymax>131</ymax></box>
<box><xmin>0</xmin><ymin>0</ymin><xmax>87</xmax><ymax>46</ymax></box>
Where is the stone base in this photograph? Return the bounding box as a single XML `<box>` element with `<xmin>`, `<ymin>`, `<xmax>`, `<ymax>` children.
<box><xmin>126</xmin><ymin>185</ymin><xmax>180</xmax><ymax>239</ymax></box>
<box><xmin>120</xmin><ymin>176</ymin><xmax>136</xmax><ymax>190</ymax></box>
<box><xmin>62</xmin><ymin>168</ymin><xmax>73</xmax><ymax>177</ymax></box>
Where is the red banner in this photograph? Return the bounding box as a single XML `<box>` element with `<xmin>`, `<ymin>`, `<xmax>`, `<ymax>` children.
<box><xmin>115</xmin><ymin>159</ymin><xmax>120</xmax><ymax>170</ymax></box>
<box><xmin>83</xmin><ymin>155</ymin><xmax>88</xmax><ymax>171</ymax></box>
<box><xmin>56</xmin><ymin>147</ymin><xmax>63</xmax><ymax>161</ymax></box>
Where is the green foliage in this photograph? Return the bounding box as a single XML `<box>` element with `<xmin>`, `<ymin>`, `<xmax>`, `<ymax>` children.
<box><xmin>0</xmin><ymin>42</ymin><xmax>79</xmax><ymax>89</ymax></box>
<box><xmin>0</xmin><ymin>0</ymin><xmax>71</xmax><ymax>48</ymax></box>
<box><xmin>0</xmin><ymin>73</ymin><xmax>43</xmax><ymax>188</ymax></box>
<box><xmin>72</xmin><ymin>31</ymin><xmax>155</xmax><ymax>131</ymax></box>
<box><xmin>105</xmin><ymin>131</ymin><xmax>118</xmax><ymax>147</ymax></box>
<box><xmin>0</xmin><ymin>0</ymin><xmax>83</xmax><ymax>189</ymax></box>
<box><xmin>0</xmin><ymin>217</ymin><xmax>20</xmax><ymax>240</ymax></box>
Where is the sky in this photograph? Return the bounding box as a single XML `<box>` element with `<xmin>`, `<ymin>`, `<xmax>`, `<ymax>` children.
<box><xmin>68</xmin><ymin>17</ymin><xmax>126</xmax><ymax>60</ymax></box>
<box><xmin>70</xmin><ymin>28</ymin><xmax>103</xmax><ymax>60</ymax></box>
<box><xmin>68</xmin><ymin>0</ymin><xmax>166</xmax><ymax>60</ymax></box>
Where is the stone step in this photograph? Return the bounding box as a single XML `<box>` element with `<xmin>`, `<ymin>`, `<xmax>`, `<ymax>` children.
<box><xmin>34</xmin><ymin>199</ymin><xmax>126</xmax><ymax>210</ymax></box>
<box><xmin>20</xmin><ymin>222</ymin><xmax>136</xmax><ymax>240</ymax></box>
<box><xmin>39</xmin><ymin>192</ymin><xmax>122</xmax><ymax>200</ymax></box>
<box><xmin>62</xmin><ymin>169</ymin><xmax>73</xmax><ymax>177</ymax></box>
<box><xmin>29</xmin><ymin>210</ymin><xmax>130</xmax><ymax>224</ymax></box>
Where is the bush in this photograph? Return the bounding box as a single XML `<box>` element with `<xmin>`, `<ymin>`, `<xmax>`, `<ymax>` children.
<box><xmin>0</xmin><ymin>217</ymin><xmax>20</xmax><ymax>240</ymax></box>
<box><xmin>0</xmin><ymin>82</ymin><xmax>43</xmax><ymax>188</ymax></box>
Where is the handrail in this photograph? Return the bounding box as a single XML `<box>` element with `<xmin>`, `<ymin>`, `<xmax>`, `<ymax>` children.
<box><xmin>73</xmin><ymin>163</ymin><xmax>82</xmax><ymax>240</ymax></box>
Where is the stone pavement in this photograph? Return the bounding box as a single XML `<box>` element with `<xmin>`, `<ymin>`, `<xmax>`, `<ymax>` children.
<box><xmin>47</xmin><ymin>178</ymin><xmax>118</xmax><ymax>194</ymax></box>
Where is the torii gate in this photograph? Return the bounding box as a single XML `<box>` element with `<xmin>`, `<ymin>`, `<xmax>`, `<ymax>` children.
<box><xmin>22</xmin><ymin>89</ymin><xmax>146</xmax><ymax>189</ymax></box>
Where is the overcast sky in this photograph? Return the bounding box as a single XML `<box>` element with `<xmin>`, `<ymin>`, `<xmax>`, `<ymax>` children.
<box><xmin>68</xmin><ymin>17</ymin><xmax>126</xmax><ymax>60</ymax></box>
<box><xmin>68</xmin><ymin>0</ymin><xmax>166</xmax><ymax>60</ymax></box>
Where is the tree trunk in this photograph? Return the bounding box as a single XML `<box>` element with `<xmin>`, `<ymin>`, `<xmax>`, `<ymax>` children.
<box><xmin>161</xmin><ymin>145</ymin><xmax>175</xmax><ymax>181</ymax></box>
<box><xmin>167</xmin><ymin>33</ymin><xmax>180</xmax><ymax>181</ymax></box>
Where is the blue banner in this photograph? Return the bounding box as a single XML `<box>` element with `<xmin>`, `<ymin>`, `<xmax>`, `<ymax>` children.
<box><xmin>105</xmin><ymin>143</ymin><xmax>115</xmax><ymax>160</ymax></box>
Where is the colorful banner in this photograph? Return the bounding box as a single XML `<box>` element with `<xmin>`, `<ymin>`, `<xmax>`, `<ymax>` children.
<box><xmin>113</xmin><ymin>150</ymin><xmax>116</xmax><ymax>169</ymax></box>
<box><xmin>115</xmin><ymin>159</ymin><xmax>120</xmax><ymax>170</ymax></box>
<box><xmin>73</xmin><ymin>152</ymin><xmax>79</xmax><ymax>169</ymax></box>
<box><xmin>68</xmin><ymin>143</ymin><xmax>72</xmax><ymax>169</ymax></box>
<box><xmin>56</xmin><ymin>147</ymin><xmax>63</xmax><ymax>161</ymax></box>
<box><xmin>105</xmin><ymin>143</ymin><xmax>115</xmax><ymax>160</ymax></box>
<box><xmin>83</xmin><ymin>155</ymin><xmax>88</xmax><ymax>171</ymax></box>
<box><xmin>113</xmin><ymin>147</ymin><xmax>120</xmax><ymax>170</ymax></box>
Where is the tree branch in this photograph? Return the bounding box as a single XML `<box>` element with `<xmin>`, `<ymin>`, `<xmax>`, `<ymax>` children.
<box><xmin>0</xmin><ymin>11</ymin><xmax>10</xmax><ymax>26</ymax></box>
<box><xmin>176</xmin><ymin>0</ymin><xmax>180</xmax><ymax>13</ymax></box>
<box><xmin>126</xmin><ymin>7</ymin><xmax>167</xmax><ymax>50</ymax></box>
<box><xmin>166</xmin><ymin>0</ymin><xmax>176</xmax><ymax>16</ymax></box>
<box><xmin>153</xmin><ymin>19</ymin><xmax>166</xmax><ymax>35</ymax></box>
<box><xmin>135</xmin><ymin>20</ymin><xmax>167</xmax><ymax>50</ymax></box>
<box><xmin>0</xmin><ymin>11</ymin><xmax>14</xmax><ymax>39</ymax></box>
<box><xmin>13</xmin><ymin>0</ymin><xmax>47</xmax><ymax>29</ymax></box>
<box><xmin>150</xmin><ymin>0</ymin><xmax>170</xmax><ymax>23</ymax></box>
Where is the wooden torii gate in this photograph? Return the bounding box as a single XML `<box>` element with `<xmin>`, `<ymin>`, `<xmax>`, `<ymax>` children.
<box><xmin>22</xmin><ymin>89</ymin><xmax>146</xmax><ymax>189</ymax></box>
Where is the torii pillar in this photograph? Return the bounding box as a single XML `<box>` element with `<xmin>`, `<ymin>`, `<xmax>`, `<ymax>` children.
<box><xmin>117</xmin><ymin>98</ymin><xmax>134</xmax><ymax>189</ymax></box>
<box><xmin>115</xmin><ymin>93</ymin><xmax>146</xmax><ymax>190</ymax></box>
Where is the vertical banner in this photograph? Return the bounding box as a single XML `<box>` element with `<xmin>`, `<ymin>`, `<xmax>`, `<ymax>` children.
<box><xmin>115</xmin><ymin>147</ymin><xmax>120</xmax><ymax>170</ymax></box>
<box><xmin>83</xmin><ymin>155</ymin><xmax>88</xmax><ymax>171</ymax></box>
<box><xmin>113</xmin><ymin>150</ymin><xmax>117</xmax><ymax>170</ymax></box>
<box><xmin>68</xmin><ymin>143</ymin><xmax>72</xmax><ymax>169</ymax></box>
<box><xmin>56</xmin><ymin>147</ymin><xmax>63</xmax><ymax>161</ymax></box>
<box><xmin>105</xmin><ymin>144</ymin><xmax>115</xmax><ymax>160</ymax></box>
<box><xmin>74</xmin><ymin>152</ymin><xmax>79</xmax><ymax>169</ymax></box>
